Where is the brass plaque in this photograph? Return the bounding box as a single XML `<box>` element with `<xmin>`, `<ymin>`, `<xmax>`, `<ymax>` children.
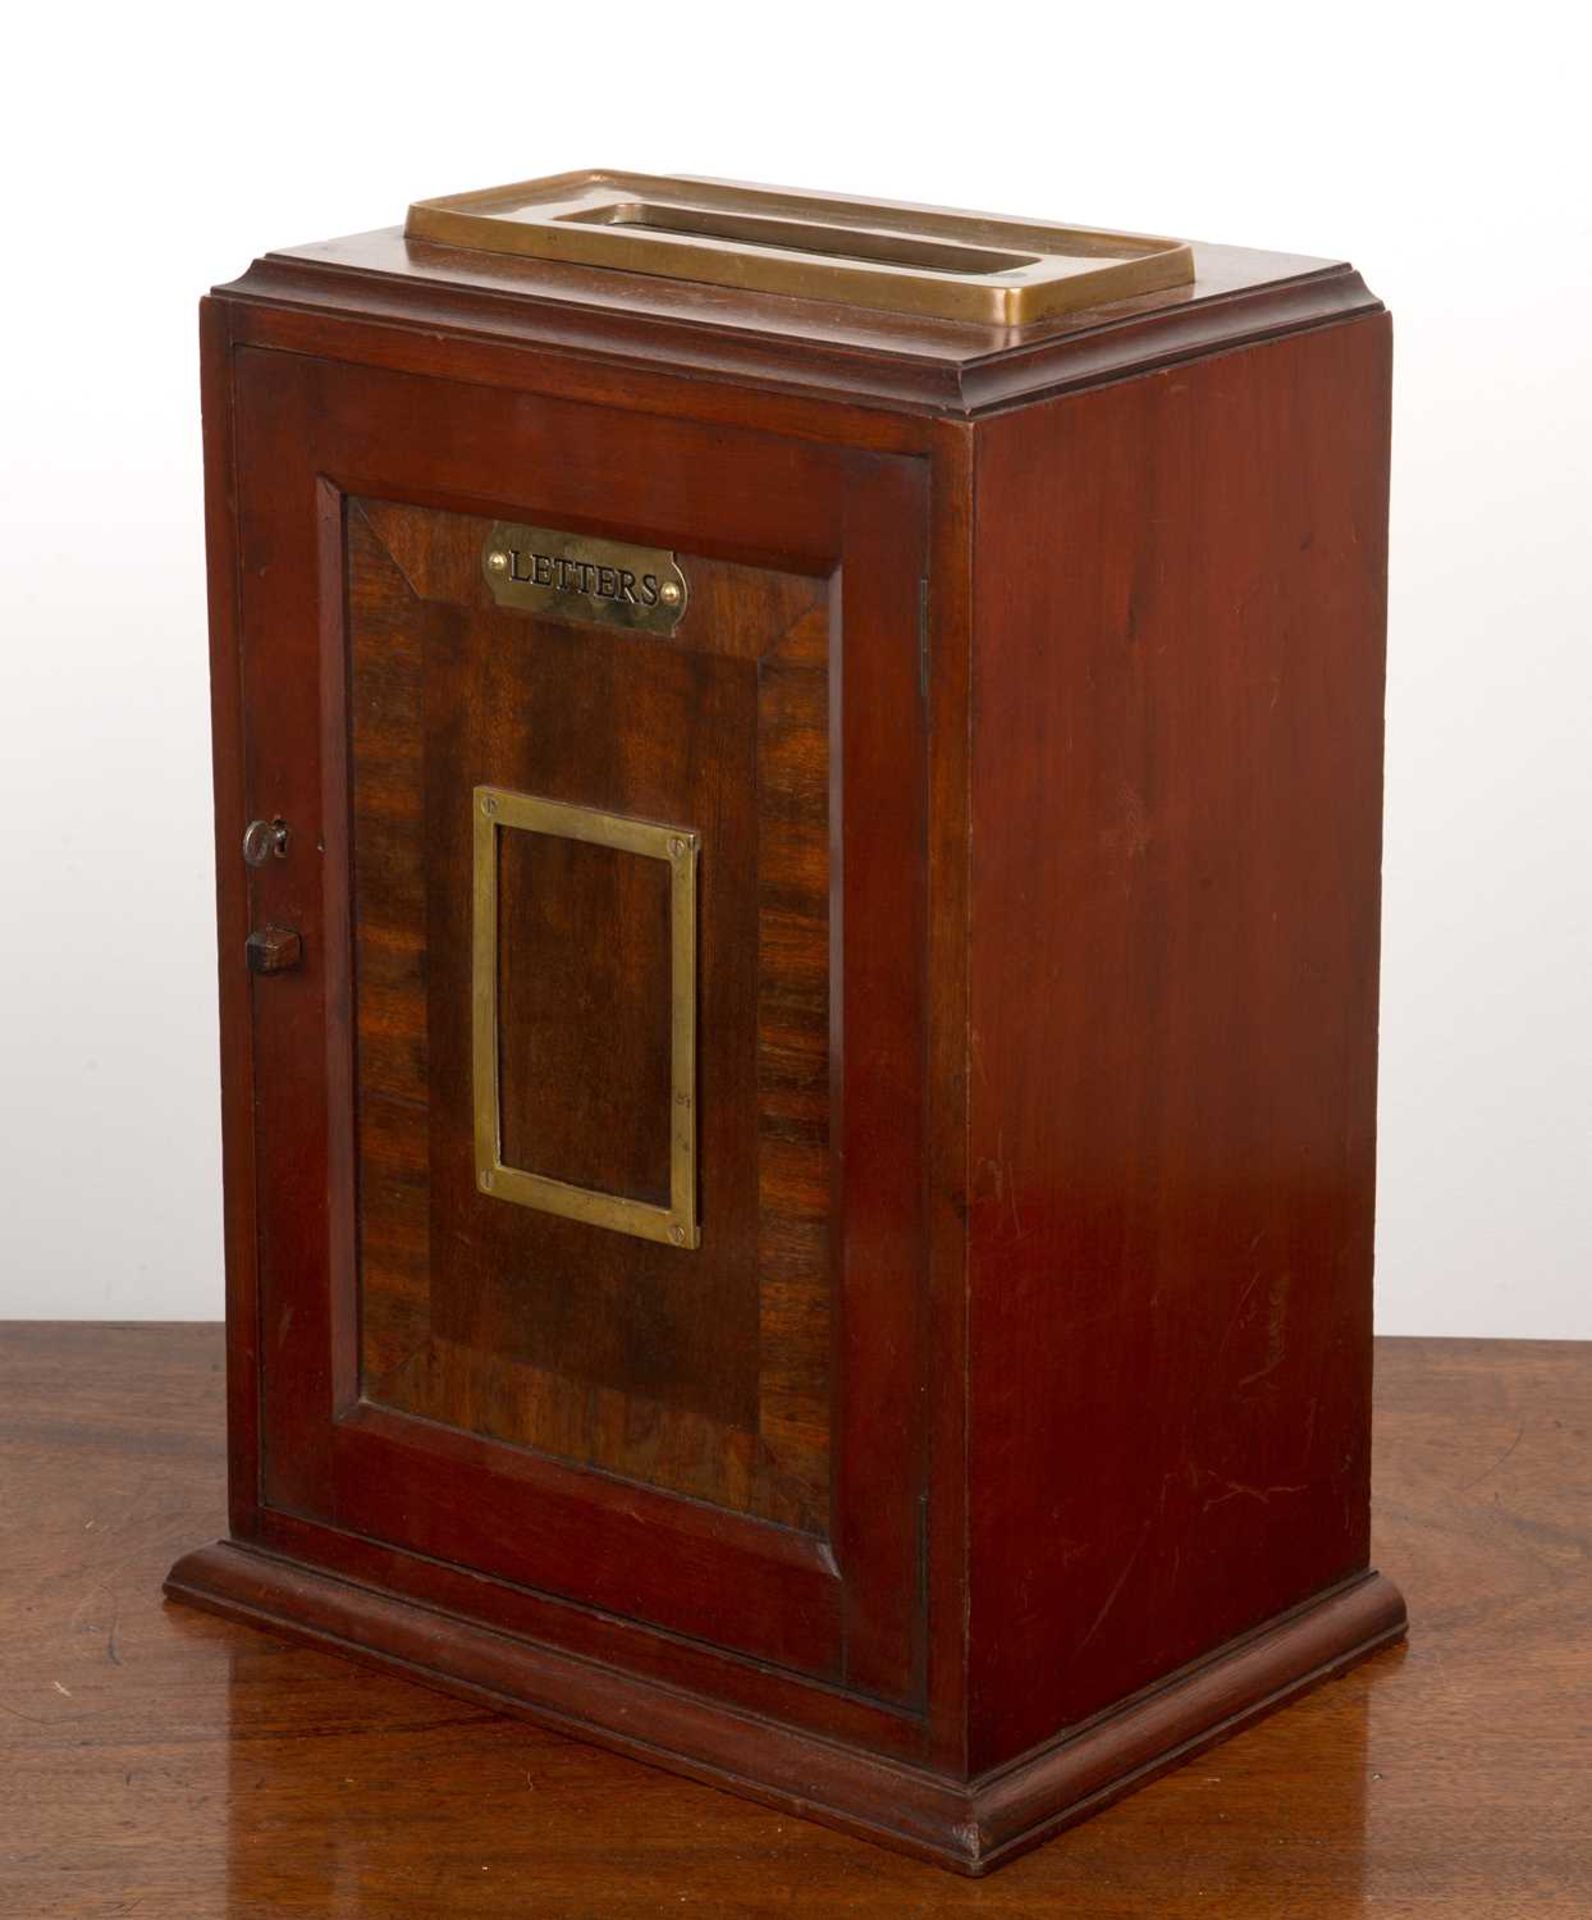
<box><xmin>472</xmin><ymin>786</ymin><xmax>700</xmax><ymax>1249</ymax></box>
<box><xmin>483</xmin><ymin>522</ymin><xmax>688</xmax><ymax>634</ymax></box>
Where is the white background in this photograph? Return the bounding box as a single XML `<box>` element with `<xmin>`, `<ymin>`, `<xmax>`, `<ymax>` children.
<box><xmin>1</xmin><ymin>3</ymin><xmax>1586</xmax><ymax>1333</ymax></box>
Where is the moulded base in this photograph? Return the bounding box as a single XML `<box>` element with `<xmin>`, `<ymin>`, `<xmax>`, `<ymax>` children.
<box><xmin>164</xmin><ymin>1542</ymin><xmax>1405</xmax><ymax>1875</ymax></box>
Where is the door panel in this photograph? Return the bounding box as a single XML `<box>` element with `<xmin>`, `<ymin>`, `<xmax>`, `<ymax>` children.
<box><xmin>346</xmin><ymin>499</ymin><xmax>832</xmax><ymax>1534</ymax></box>
<box><xmin>233</xmin><ymin>348</ymin><xmax>928</xmax><ymax>1699</ymax></box>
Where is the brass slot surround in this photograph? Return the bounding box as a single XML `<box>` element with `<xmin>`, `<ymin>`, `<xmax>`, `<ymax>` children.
<box><xmin>406</xmin><ymin>171</ymin><xmax>1194</xmax><ymax>326</ymax></box>
<box><xmin>472</xmin><ymin>786</ymin><xmax>700</xmax><ymax>1250</ymax></box>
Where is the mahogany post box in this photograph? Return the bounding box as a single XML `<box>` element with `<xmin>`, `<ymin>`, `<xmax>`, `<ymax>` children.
<box><xmin>167</xmin><ymin>172</ymin><xmax>1405</xmax><ymax>1873</ymax></box>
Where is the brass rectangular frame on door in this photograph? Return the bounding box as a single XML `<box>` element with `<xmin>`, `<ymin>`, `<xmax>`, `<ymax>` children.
<box><xmin>471</xmin><ymin>785</ymin><xmax>701</xmax><ymax>1248</ymax></box>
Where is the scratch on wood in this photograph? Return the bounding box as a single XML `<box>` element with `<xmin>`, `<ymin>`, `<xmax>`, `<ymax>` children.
<box><xmin>1458</xmin><ymin>1421</ymin><xmax>1526</xmax><ymax>1493</ymax></box>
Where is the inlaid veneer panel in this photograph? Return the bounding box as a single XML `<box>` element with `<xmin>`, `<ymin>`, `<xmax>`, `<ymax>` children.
<box><xmin>348</xmin><ymin>500</ymin><xmax>833</xmax><ymax>1532</ymax></box>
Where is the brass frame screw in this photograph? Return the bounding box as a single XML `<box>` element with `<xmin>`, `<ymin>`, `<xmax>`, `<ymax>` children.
<box><xmin>487</xmin><ymin>550</ymin><xmax>510</xmax><ymax>573</ymax></box>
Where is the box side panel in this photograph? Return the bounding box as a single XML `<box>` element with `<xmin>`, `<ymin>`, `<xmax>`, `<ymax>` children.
<box><xmin>967</xmin><ymin>316</ymin><xmax>1393</xmax><ymax>1770</ymax></box>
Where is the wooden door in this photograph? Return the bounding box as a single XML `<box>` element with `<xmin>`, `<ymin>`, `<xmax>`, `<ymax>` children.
<box><xmin>226</xmin><ymin>348</ymin><xmax>930</xmax><ymax>1705</ymax></box>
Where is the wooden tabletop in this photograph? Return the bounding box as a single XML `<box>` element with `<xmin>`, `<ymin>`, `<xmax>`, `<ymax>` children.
<box><xmin>1</xmin><ymin>1326</ymin><xmax>1586</xmax><ymax>1916</ymax></box>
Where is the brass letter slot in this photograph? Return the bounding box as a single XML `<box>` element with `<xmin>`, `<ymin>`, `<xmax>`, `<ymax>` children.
<box><xmin>472</xmin><ymin>787</ymin><xmax>700</xmax><ymax>1249</ymax></box>
<box><xmin>407</xmin><ymin>171</ymin><xmax>1194</xmax><ymax>327</ymax></box>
